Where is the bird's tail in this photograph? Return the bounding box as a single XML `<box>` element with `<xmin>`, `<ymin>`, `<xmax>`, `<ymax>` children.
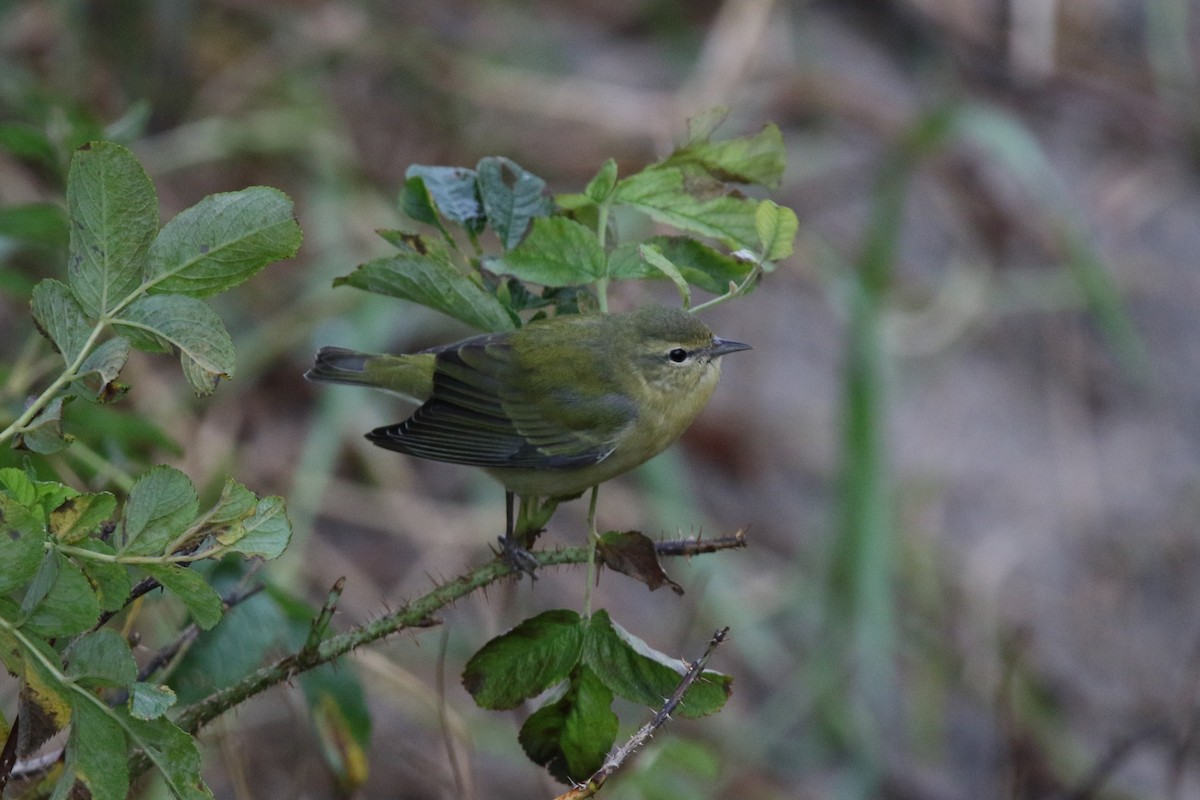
<box><xmin>305</xmin><ymin>346</ymin><xmax>376</xmax><ymax>386</ymax></box>
<box><xmin>305</xmin><ymin>346</ymin><xmax>433</xmax><ymax>403</ymax></box>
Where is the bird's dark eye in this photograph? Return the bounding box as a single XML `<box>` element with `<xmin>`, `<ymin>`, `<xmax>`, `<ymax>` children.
<box><xmin>668</xmin><ymin>348</ymin><xmax>688</xmax><ymax>363</ymax></box>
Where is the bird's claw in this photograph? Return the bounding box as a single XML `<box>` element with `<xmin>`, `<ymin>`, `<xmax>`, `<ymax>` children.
<box><xmin>497</xmin><ymin>535</ymin><xmax>540</xmax><ymax>579</ymax></box>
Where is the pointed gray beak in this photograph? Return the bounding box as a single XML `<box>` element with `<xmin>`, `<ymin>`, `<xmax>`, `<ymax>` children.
<box><xmin>709</xmin><ymin>337</ymin><xmax>752</xmax><ymax>357</ymax></box>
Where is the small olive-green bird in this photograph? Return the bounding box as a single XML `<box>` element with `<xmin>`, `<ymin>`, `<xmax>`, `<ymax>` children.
<box><xmin>306</xmin><ymin>305</ymin><xmax>749</xmax><ymax>544</ymax></box>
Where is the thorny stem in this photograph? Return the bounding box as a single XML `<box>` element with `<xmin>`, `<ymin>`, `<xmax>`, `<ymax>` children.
<box><xmin>554</xmin><ymin>626</ymin><xmax>731</xmax><ymax>800</ymax></box>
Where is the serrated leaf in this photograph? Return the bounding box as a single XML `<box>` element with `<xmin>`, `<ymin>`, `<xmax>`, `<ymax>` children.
<box><xmin>50</xmin><ymin>491</ymin><xmax>117</xmax><ymax>543</ymax></box>
<box><xmin>608</xmin><ymin>236</ymin><xmax>753</xmax><ymax>294</ymax></box>
<box><xmin>52</xmin><ymin>695</ymin><xmax>128</xmax><ymax>800</ymax></box>
<box><xmin>217</xmin><ymin>495</ymin><xmax>291</xmax><ymax>560</ymax></box>
<box><xmin>462</xmin><ymin>609</ymin><xmax>584</xmax><ymax>710</ymax></box>
<box><xmin>638</xmin><ymin>244</ymin><xmax>691</xmax><ymax>308</ymax></box>
<box><xmin>477</xmin><ymin>156</ymin><xmax>554</xmax><ymax>250</ymax></box>
<box><xmin>74</xmin><ymin>539</ymin><xmax>132</xmax><ymax>612</ymax></box>
<box><xmin>65</xmin><ymin>628</ymin><xmax>137</xmax><ymax>688</ymax></box>
<box><xmin>208</xmin><ymin>477</ymin><xmax>258</xmax><ymax>525</ymax></box>
<box><xmin>661</xmin><ymin>122</ymin><xmax>786</xmax><ymax>188</ymax></box>
<box><xmin>398</xmin><ymin>175</ymin><xmax>449</xmax><ymax>238</ymax></box>
<box><xmin>74</xmin><ymin>335</ymin><xmax>131</xmax><ymax>401</ymax></box>
<box><xmin>112</xmin><ymin>294</ymin><xmax>234</xmax><ymax>394</ymax></box>
<box><xmin>685</xmin><ymin>107</ymin><xmax>730</xmax><ymax>145</ymax></box>
<box><xmin>169</xmin><ymin>580</ymin><xmax>289</xmax><ymax>704</ymax></box>
<box><xmin>145</xmin><ymin>187</ymin><xmax>301</xmax><ymax>297</ymax></box>
<box><xmin>582</xmin><ymin>611</ymin><xmax>730</xmax><ymax>718</ymax></box>
<box><xmin>118</xmin><ymin>465</ymin><xmax>199</xmax><ymax>557</ymax></box>
<box><xmin>404</xmin><ymin>165</ymin><xmax>483</xmax><ymax>230</ymax></box>
<box><xmin>20</xmin><ymin>645</ymin><xmax>74</xmax><ymax>758</ymax></box>
<box><xmin>334</xmin><ymin>252</ymin><xmax>516</xmax><ymax>332</ymax></box>
<box><xmin>14</xmin><ymin>396</ymin><xmax>72</xmax><ymax>454</ymax></box>
<box><xmin>20</xmin><ymin>550</ymin><xmax>101</xmax><ymax>638</ymax></box>
<box><xmin>755</xmin><ymin>199</ymin><xmax>798</xmax><ymax>262</ymax></box>
<box><xmin>129</xmin><ymin>682</ymin><xmax>176</xmax><ymax>720</ymax></box>
<box><xmin>119</xmin><ymin>710</ymin><xmax>212</xmax><ymax>799</ymax></box>
<box><xmin>487</xmin><ymin>217</ymin><xmax>606</xmax><ymax>287</ymax></box>
<box><xmin>67</xmin><ymin>141</ymin><xmax>158</xmax><ymax>318</ymax></box>
<box><xmin>375</xmin><ymin>228</ymin><xmax>428</xmax><ymax>252</ymax></box>
<box><xmin>519</xmin><ymin>666</ymin><xmax>617</xmax><ymax>784</ymax></box>
<box><xmin>31</xmin><ymin>278</ymin><xmax>91</xmax><ymax>362</ymax></box>
<box><xmin>613</xmin><ymin>168</ymin><xmax>759</xmax><ymax>250</ymax></box>
<box><xmin>584</xmin><ymin>158</ymin><xmax>619</xmax><ymax>204</ymax></box>
<box><xmin>0</xmin><ymin>518</ymin><xmax>46</xmax><ymax>594</ymax></box>
<box><xmin>140</xmin><ymin>563</ymin><xmax>223</xmax><ymax>630</ymax></box>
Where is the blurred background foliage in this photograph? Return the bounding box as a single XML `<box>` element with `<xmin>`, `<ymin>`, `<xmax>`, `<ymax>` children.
<box><xmin>3</xmin><ymin>0</ymin><xmax>1200</xmax><ymax>798</ymax></box>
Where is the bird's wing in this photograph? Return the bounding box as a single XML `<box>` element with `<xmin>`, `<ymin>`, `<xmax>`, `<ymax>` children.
<box><xmin>366</xmin><ymin>335</ymin><xmax>637</xmax><ymax>470</ymax></box>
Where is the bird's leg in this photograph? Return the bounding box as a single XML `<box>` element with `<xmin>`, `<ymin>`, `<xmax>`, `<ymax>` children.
<box><xmin>498</xmin><ymin>491</ymin><xmax>540</xmax><ymax>578</ymax></box>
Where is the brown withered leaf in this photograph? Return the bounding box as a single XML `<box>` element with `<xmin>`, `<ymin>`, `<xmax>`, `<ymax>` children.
<box><xmin>596</xmin><ymin>531</ymin><xmax>683</xmax><ymax>595</ymax></box>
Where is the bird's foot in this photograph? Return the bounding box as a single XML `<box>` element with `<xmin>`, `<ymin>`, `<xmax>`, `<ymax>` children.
<box><xmin>497</xmin><ymin>534</ymin><xmax>540</xmax><ymax>579</ymax></box>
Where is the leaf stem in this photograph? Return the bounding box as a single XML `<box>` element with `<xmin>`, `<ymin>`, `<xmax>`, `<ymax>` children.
<box><xmin>582</xmin><ymin>485</ymin><xmax>600</xmax><ymax>619</ymax></box>
<box><xmin>0</xmin><ymin>318</ymin><xmax>110</xmax><ymax>445</ymax></box>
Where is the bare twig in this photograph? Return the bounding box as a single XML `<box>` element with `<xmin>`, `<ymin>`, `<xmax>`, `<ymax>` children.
<box><xmin>138</xmin><ymin>584</ymin><xmax>267</xmax><ymax>683</ymax></box>
<box><xmin>553</xmin><ymin>627</ymin><xmax>731</xmax><ymax>800</ymax></box>
<box><xmin>654</xmin><ymin>528</ymin><xmax>748</xmax><ymax>557</ymax></box>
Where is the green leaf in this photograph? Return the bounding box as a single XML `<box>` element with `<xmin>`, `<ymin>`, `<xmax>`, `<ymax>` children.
<box><xmin>17</xmin><ymin>634</ymin><xmax>75</xmax><ymax>754</ymax></box>
<box><xmin>140</xmin><ymin>563</ymin><xmax>224</xmax><ymax>630</ymax></box>
<box><xmin>49</xmin><ymin>491</ymin><xmax>117</xmax><ymax>544</ymax></box>
<box><xmin>207</xmin><ymin>477</ymin><xmax>257</xmax><ymax>525</ymax></box>
<box><xmin>582</xmin><ymin>611</ymin><xmax>731</xmax><ymax>718</ymax></box>
<box><xmin>477</xmin><ymin>156</ymin><xmax>554</xmax><ymax>250</ymax></box>
<box><xmin>518</xmin><ymin>666</ymin><xmax>617</xmax><ymax>784</ymax></box>
<box><xmin>14</xmin><ymin>396</ymin><xmax>72</xmax><ymax>454</ymax></box>
<box><xmin>216</xmin><ymin>495</ymin><xmax>292</xmax><ymax>560</ymax></box>
<box><xmin>65</xmin><ymin>628</ymin><xmax>137</xmax><ymax>688</ymax></box>
<box><xmin>118</xmin><ymin>711</ymin><xmax>212</xmax><ymax>799</ymax></box>
<box><xmin>66</xmin><ymin>141</ymin><xmax>158</xmax><ymax>318</ymax></box>
<box><xmin>112</xmin><ymin>294</ymin><xmax>235</xmax><ymax>394</ymax></box>
<box><xmin>31</xmin><ymin>278</ymin><xmax>91</xmax><ymax>362</ymax></box>
<box><xmin>660</xmin><ymin>122</ymin><xmax>786</xmax><ymax>189</ymax></box>
<box><xmin>0</xmin><ymin>468</ymin><xmax>75</xmax><ymax>522</ymax></box>
<box><xmin>0</xmin><ymin>518</ymin><xmax>46</xmax><ymax>594</ymax></box>
<box><xmin>684</xmin><ymin>107</ymin><xmax>730</xmax><ymax>145</ymax></box>
<box><xmin>334</xmin><ymin>252</ymin><xmax>516</xmax><ymax>332</ymax></box>
<box><xmin>118</xmin><ymin>465</ymin><xmax>199</xmax><ymax>557</ymax></box>
<box><xmin>404</xmin><ymin>165</ymin><xmax>483</xmax><ymax>230</ymax></box>
<box><xmin>637</xmin><ymin>244</ymin><xmax>691</xmax><ymax>308</ymax></box>
<box><xmin>73</xmin><ymin>539</ymin><xmax>132</xmax><ymax>612</ymax></box>
<box><xmin>462</xmin><ymin>609</ymin><xmax>585</xmax><ymax>710</ymax></box>
<box><xmin>398</xmin><ymin>175</ymin><xmax>449</xmax><ymax>239</ymax></box>
<box><xmin>584</xmin><ymin>158</ymin><xmax>618</xmax><ymax>204</ymax></box>
<box><xmin>0</xmin><ymin>122</ymin><xmax>57</xmax><ymax>165</ymax></box>
<box><xmin>487</xmin><ymin>217</ymin><xmax>606</xmax><ymax>287</ymax></box>
<box><xmin>0</xmin><ymin>203</ymin><xmax>70</xmax><ymax>250</ymax></box>
<box><xmin>74</xmin><ymin>336</ymin><xmax>131</xmax><ymax>401</ymax></box>
<box><xmin>52</xmin><ymin>697</ymin><xmax>129</xmax><ymax>800</ymax></box>
<box><xmin>20</xmin><ymin>551</ymin><xmax>101</xmax><ymax>638</ymax></box>
<box><xmin>755</xmin><ymin>199</ymin><xmax>798</xmax><ymax>262</ymax></box>
<box><xmin>613</xmin><ymin>168</ymin><xmax>759</xmax><ymax>251</ymax></box>
<box><xmin>608</xmin><ymin>236</ymin><xmax>753</xmax><ymax>294</ymax></box>
<box><xmin>169</xmin><ymin>579</ymin><xmax>289</xmax><ymax>704</ymax></box>
<box><xmin>145</xmin><ymin>187</ymin><xmax>301</xmax><ymax>297</ymax></box>
<box><xmin>129</xmin><ymin>682</ymin><xmax>177</xmax><ymax>720</ymax></box>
